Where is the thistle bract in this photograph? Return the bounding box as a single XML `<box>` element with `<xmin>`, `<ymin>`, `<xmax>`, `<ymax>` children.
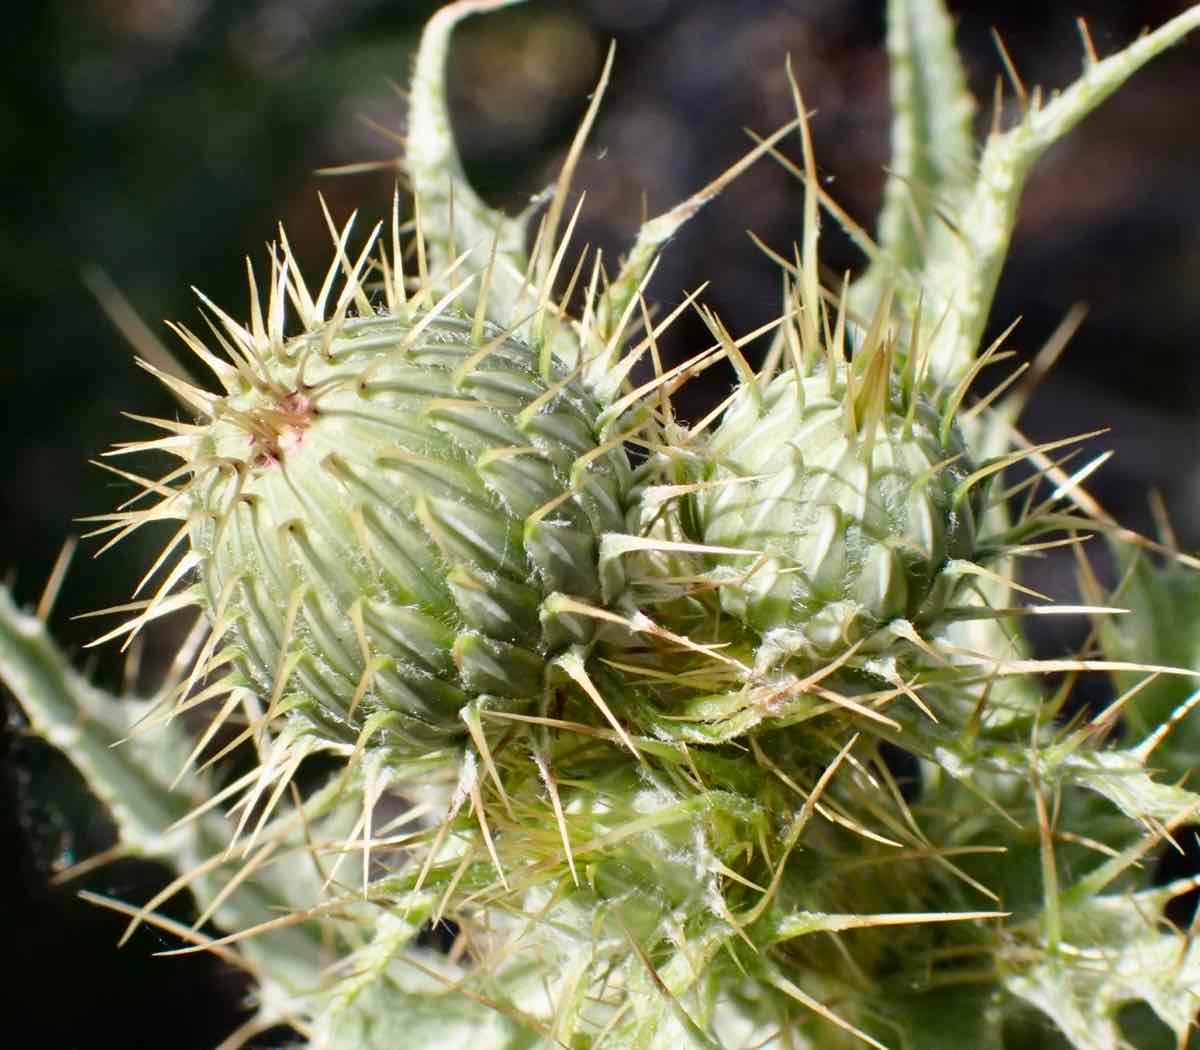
<box><xmin>188</xmin><ymin>308</ymin><xmax>631</xmax><ymax>747</ymax></box>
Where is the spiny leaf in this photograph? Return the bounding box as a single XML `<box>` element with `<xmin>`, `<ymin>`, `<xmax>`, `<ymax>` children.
<box><xmin>406</xmin><ymin>0</ymin><xmax>531</xmax><ymax>330</ymax></box>
<box><xmin>1005</xmin><ymin>879</ymin><xmax>1200</xmax><ymax>1050</ymax></box>
<box><xmin>917</xmin><ymin>5</ymin><xmax>1200</xmax><ymax>385</ymax></box>
<box><xmin>851</xmin><ymin>0</ymin><xmax>976</xmax><ymax>320</ymax></box>
<box><xmin>1098</xmin><ymin>546</ymin><xmax>1200</xmax><ymax>782</ymax></box>
<box><xmin>0</xmin><ymin>584</ymin><xmax>328</xmax><ymax>996</ymax></box>
<box><xmin>0</xmin><ymin>584</ymin><xmax>192</xmax><ymax>848</ymax></box>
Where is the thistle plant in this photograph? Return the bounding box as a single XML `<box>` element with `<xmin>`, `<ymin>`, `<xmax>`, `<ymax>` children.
<box><xmin>5</xmin><ymin>2</ymin><xmax>1200</xmax><ymax>1048</ymax></box>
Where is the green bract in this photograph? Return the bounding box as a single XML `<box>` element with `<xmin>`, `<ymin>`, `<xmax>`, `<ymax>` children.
<box><xmin>692</xmin><ymin>360</ymin><xmax>978</xmax><ymax>659</ymax></box>
<box><xmin>190</xmin><ymin>310</ymin><xmax>631</xmax><ymax>748</ymax></box>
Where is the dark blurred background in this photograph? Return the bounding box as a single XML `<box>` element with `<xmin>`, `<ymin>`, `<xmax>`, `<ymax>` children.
<box><xmin>3</xmin><ymin>1</ymin><xmax>1200</xmax><ymax>1045</ymax></box>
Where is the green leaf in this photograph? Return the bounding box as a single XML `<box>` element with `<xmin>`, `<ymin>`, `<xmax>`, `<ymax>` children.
<box><xmin>851</xmin><ymin>0</ymin><xmax>976</xmax><ymax>321</ymax></box>
<box><xmin>406</xmin><ymin>0</ymin><xmax>531</xmax><ymax>328</ymax></box>
<box><xmin>856</xmin><ymin>1</ymin><xmax>1200</xmax><ymax>386</ymax></box>
<box><xmin>916</xmin><ymin>5</ymin><xmax>1200</xmax><ymax>385</ymax></box>
<box><xmin>1051</xmin><ymin>744</ymin><xmax>1200</xmax><ymax>829</ymax></box>
<box><xmin>310</xmin><ymin>907</ymin><xmax>544</xmax><ymax>1050</ymax></box>
<box><xmin>0</xmin><ymin>585</ymin><xmax>325</xmax><ymax>997</ymax></box>
<box><xmin>1099</xmin><ymin>548</ymin><xmax>1200</xmax><ymax>782</ymax></box>
<box><xmin>314</xmin><ymin>960</ymin><xmax>544</xmax><ymax>1050</ymax></box>
<box><xmin>0</xmin><ymin>585</ymin><xmax>191</xmax><ymax>849</ymax></box>
<box><xmin>1006</xmin><ymin>880</ymin><xmax>1200</xmax><ymax>1050</ymax></box>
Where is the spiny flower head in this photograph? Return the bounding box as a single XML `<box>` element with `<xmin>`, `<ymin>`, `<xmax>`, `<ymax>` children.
<box><xmin>687</xmin><ymin>294</ymin><xmax>981</xmax><ymax>663</ymax></box>
<box><xmin>199</xmin><ymin>294</ymin><xmax>632</xmax><ymax>748</ymax></box>
<box><xmin>89</xmin><ymin>203</ymin><xmax>643</xmax><ymax>758</ymax></box>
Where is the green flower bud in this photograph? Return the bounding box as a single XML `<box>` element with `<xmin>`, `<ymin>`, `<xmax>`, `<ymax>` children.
<box><xmin>208</xmin><ymin>312</ymin><xmax>631</xmax><ymax>744</ymax></box>
<box><xmin>107</xmin><ymin>238</ymin><xmax>633</xmax><ymax>754</ymax></box>
<box><xmin>688</xmin><ymin>352</ymin><xmax>979</xmax><ymax>661</ymax></box>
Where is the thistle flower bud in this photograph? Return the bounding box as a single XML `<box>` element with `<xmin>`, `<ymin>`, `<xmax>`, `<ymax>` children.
<box><xmin>99</xmin><ymin>235</ymin><xmax>633</xmax><ymax>754</ymax></box>
<box><xmin>215</xmin><ymin>319</ymin><xmax>630</xmax><ymax>733</ymax></box>
<box><xmin>688</xmin><ymin>322</ymin><xmax>980</xmax><ymax>662</ymax></box>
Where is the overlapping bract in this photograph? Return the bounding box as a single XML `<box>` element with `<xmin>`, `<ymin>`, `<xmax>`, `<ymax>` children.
<box><xmin>191</xmin><ymin>310</ymin><xmax>631</xmax><ymax>749</ymax></box>
<box><xmin>689</xmin><ymin>356</ymin><xmax>979</xmax><ymax>662</ymax></box>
